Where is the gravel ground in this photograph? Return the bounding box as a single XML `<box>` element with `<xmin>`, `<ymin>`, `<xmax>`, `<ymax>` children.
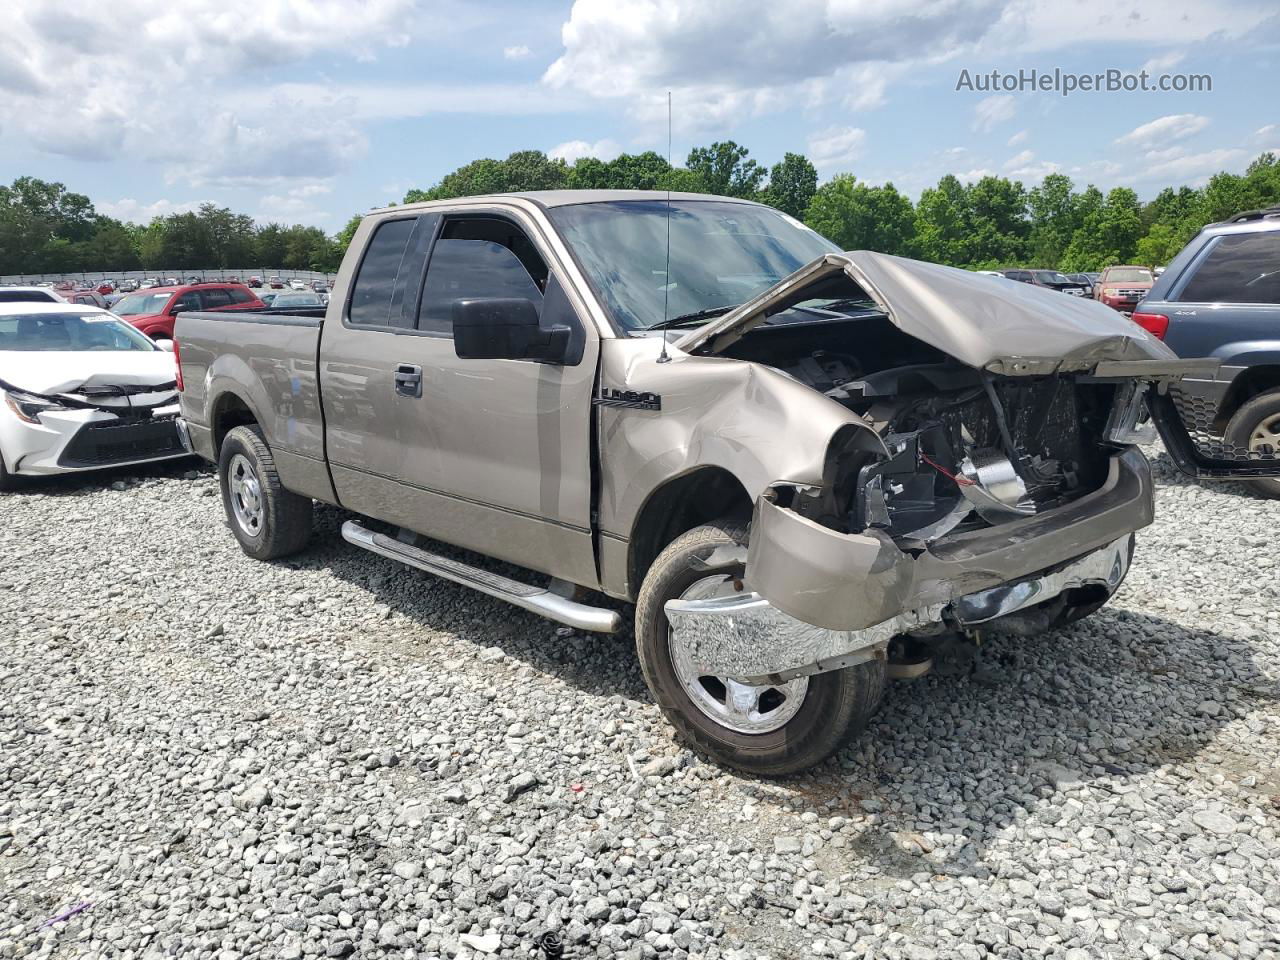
<box><xmin>2</xmin><ymin>451</ymin><xmax>1279</xmax><ymax>960</ymax></box>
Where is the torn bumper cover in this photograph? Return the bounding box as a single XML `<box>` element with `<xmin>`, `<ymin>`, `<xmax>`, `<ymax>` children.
<box><xmin>664</xmin><ymin>446</ymin><xmax>1150</xmax><ymax>684</ymax></box>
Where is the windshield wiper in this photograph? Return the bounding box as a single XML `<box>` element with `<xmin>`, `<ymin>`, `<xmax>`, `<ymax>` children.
<box><xmin>645</xmin><ymin>304</ymin><xmax>739</xmax><ymax>331</ymax></box>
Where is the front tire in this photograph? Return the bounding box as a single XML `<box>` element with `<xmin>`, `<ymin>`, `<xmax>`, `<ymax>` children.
<box><xmin>635</xmin><ymin>520</ymin><xmax>886</xmax><ymax>776</ymax></box>
<box><xmin>218</xmin><ymin>425</ymin><xmax>313</xmax><ymax>560</ymax></box>
<box><xmin>1224</xmin><ymin>389</ymin><xmax>1280</xmax><ymax>499</ymax></box>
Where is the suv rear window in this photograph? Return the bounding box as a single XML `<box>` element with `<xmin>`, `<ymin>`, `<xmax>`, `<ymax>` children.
<box><xmin>1179</xmin><ymin>232</ymin><xmax>1280</xmax><ymax>304</ymax></box>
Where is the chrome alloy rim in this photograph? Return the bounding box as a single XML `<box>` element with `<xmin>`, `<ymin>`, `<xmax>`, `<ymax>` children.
<box><xmin>1248</xmin><ymin>413</ymin><xmax>1280</xmax><ymax>458</ymax></box>
<box><xmin>228</xmin><ymin>453</ymin><xmax>264</xmax><ymax>537</ymax></box>
<box><xmin>667</xmin><ymin>575</ymin><xmax>809</xmax><ymax>735</ymax></box>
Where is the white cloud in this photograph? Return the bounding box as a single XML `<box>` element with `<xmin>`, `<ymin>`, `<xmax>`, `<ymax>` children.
<box><xmin>955</xmin><ymin>167</ymin><xmax>996</xmax><ymax>183</ymax></box>
<box><xmin>548</xmin><ymin>138</ymin><xmax>622</xmax><ymax>163</ymax></box>
<box><xmin>973</xmin><ymin>94</ymin><xmax>1015</xmax><ymax>132</ymax></box>
<box><xmin>1141</xmin><ymin>50</ymin><xmax>1185</xmax><ymax>73</ymax></box>
<box><xmin>96</xmin><ymin>198</ymin><xmax>200</xmax><ymax>223</ymax></box>
<box><xmin>1</xmin><ymin>0</ymin><xmax>420</xmax><ymax>184</ymax></box>
<box><xmin>1007</xmin><ymin>129</ymin><xmax>1028</xmax><ymax>146</ymax></box>
<box><xmin>1114</xmin><ymin>113</ymin><xmax>1210</xmax><ymax>147</ymax></box>
<box><xmin>807</xmin><ymin>126</ymin><xmax>866</xmax><ymax>171</ymax></box>
<box><xmin>503</xmin><ymin>44</ymin><xmax>531</xmax><ymax>59</ymax></box>
<box><xmin>1255</xmin><ymin>124</ymin><xmax>1277</xmax><ymax>142</ymax></box>
<box><xmin>255</xmin><ymin>182</ymin><xmax>337</xmax><ymax>223</ymax></box>
<box><xmin>1137</xmin><ymin>147</ymin><xmax>1247</xmax><ymax>183</ymax></box>
<box><xmin>1004</xmin><ymin>149</ymin><xmax>1035</xmax><ymax>169</ymax></box>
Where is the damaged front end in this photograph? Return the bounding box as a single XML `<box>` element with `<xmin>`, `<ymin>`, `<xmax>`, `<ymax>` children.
<box><xmin>664</xmin><ymin>252</ymin><xmax>1192</xmax><ymax>683</ymax></box>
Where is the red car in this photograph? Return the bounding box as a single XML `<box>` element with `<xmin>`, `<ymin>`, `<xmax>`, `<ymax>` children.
<box><xmin>247</xmin><ymin>276</ymin><xmax>263</xmax><ymax>288</ymax></box>
<box><xmin>268</xmin><ymin>276</ymin><xmax>285</xmax><ymax>289</ymax></box>
<box><xmin>1093</xmin><ymin>265</ymin><xmax>1155</xmax><ymax>315</ymax></box>
<box><xmin>110</xmin><ymin>282</ymin><xmax>265</xmax><ymax>339</ymax></box>
<box><xmin>97</xmin><ymin>281</ymin><xmax>115</xmax><ymax>295</ymax></box>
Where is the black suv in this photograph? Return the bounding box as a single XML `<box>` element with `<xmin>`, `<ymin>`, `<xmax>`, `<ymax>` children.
<box><xmin>1001</xmin><ymin>269</ymin><xmax>1090</xmax><ymax>297</ymax></box>
<box><xmin>1136</xmin><ymin>206</ymin><xmax>1280</xmax><ymax>497</ymax></box>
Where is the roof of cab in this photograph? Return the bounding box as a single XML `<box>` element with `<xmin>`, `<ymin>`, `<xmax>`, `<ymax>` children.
<box><xmin>0</xmin><ymin>300</ymin><xmax>113</xmax><ymax>317</ymax></box>
<box><xmin>372</xmin><ymin>189</ymin><xmax>765</xmax><ymax>215</ymax></box>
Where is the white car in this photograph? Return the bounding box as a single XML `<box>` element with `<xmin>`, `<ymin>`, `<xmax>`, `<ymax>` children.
<box><xmin>289</xmin><ymin>279</ymin><xmax>307</xmax><ymax>290</ymax></box>
<box><xmin>0</xmin><ymin>302</ymin><xmax>188</xmax><ymax>490</ymax></box>
<box><xmin>0</xmin><ymin>286</ymin><xmax>65</xmax><ymax>304</ymax></box>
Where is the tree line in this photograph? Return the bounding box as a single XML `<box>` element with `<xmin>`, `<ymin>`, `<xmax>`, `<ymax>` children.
<box><xmin>0</xmin><ymin>178</ymin><xmax>343</xmax><ymax>276</ymax></box>
<box><xmin>5</xmin><ymin>144</ymin><xmax>1280</xmax><ymax>277</ymax></box>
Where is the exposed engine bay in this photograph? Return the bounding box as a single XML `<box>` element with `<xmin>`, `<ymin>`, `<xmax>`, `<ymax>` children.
<box><xmin>719</xmin><ymin>312</ymin><xmax>1121</xmax><ymax>543</ymax></box>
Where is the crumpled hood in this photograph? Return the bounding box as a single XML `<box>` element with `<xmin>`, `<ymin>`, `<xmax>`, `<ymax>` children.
<box><xmin>676</xmin><ymin>251</ymin><xmax>1178</xmax><ymax>371</ymax></box>
<box><xmin>0</xmin><ymin>350</ymin><xmax>177</xmax><ymax>397</ymax></box>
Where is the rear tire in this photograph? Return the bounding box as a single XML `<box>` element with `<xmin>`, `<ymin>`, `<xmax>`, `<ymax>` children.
<box><xmin>1224</xmin><ymin>389</ymin><xmax>1280</xmax><ymax>499</ymax></box>
<box><xmin>635</xmin><ymin>520</ymin><xmax>887</xmax><ymax>776</ymax></box>
<box><xmin>218</xmin><ymin>425</ymin><xmax>312</xmax><ymax>560</ymax></box>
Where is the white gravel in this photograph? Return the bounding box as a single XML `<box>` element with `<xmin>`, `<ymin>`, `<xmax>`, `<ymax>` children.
<box><xmin>2</xmin><ymin>451</ymin><xmax>1279</xmax><ymax>960</ymax></box>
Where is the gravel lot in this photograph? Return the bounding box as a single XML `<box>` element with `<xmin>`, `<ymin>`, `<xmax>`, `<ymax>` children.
<box><xmin>2</xmin><ymin>451</ymin><xmax>1279</xmax><ymax>960</ymax></box>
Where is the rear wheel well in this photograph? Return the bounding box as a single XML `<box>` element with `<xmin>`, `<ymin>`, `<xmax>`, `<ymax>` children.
<box><xmin>627</xmin><ymin>467</ymin><xmax>752</xmax><ymax>599</ymax></box>
<box><xmin>1218</xmin><ymin>365</ymin><xmax>1280</xmax><ymax>428</ymax></box>
<box><xmin>212</xmin><ymin>393</ymin><xmax>259</xmax><ymax>455</ymax></box>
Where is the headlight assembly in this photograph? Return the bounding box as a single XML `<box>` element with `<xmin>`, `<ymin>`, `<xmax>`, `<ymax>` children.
<box><xmin>3</xmin><ymin>390</ymin><xmax>67</xmax><ymax>424</ymax></box>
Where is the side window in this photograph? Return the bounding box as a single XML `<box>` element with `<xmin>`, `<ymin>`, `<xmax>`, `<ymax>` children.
<box><xmin>174</xmin><ymin>292</ymin><xmax>201</xmax><ymax>312</ymax></box>
<box><xmin>348</xmin><ymin>217</ymin><xmax>420</xmax><ymax>328</ymax></box>
<box><xmin>417</xmin><ymin>219</ymin><xmax>547</xmax><ymax>335</ymax></box>
<box><xmin>228</xmin><ymin>287</ymin><xmax>254</xmax><ymax>304</ymax></box>
<box><xmin>1178</xmin><ymin>232</ymin><xmax>1280</xmax><ymax>304</ymax></box>
<box><xmin>201</xmin><ymin>289</ymin><xmax>233</xmax><ymax>308</ymax></box>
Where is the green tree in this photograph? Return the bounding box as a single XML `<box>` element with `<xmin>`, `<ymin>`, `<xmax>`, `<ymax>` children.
<box><xmin>914</xmin><ymin>175</ymin><xmax>970</xmax><ymax>265</ymax></box>
<box><xmin>1026</xmin><ymin>173</ymin><xmax>1079</xmax><ymax>268</ymax></box>
<box><xmin>762</xmin><ymin>153</ymin><xmax>818</xmax><ymax>218</ymax></box>
<box><xmin>804</xmin><ymin>175</ymin><xmax>915</xmax><ymax>255</ymax></box>
<box><xmin>1134</xmin><ymin>223</ymin><xmax>1185</xmax><ymax>267</ymax></box>
<box><xmin>686</xmin><ymin>141</ymin><xmax>765</xmax><ymax>198</ymax></box>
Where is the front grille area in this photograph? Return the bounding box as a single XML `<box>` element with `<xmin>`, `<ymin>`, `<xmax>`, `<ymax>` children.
<box><xmin>58</xmin><ymin>416</ymin><xmax>185</xmax><ymax>468</ymax></box>
<box><xmin>1115</xmin><ymin>288</ymin><xmax>1147</xmax><ymax>299</ymax></box>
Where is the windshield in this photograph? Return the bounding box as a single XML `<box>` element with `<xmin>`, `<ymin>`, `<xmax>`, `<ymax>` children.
<box><xmin>111</xmin><ymin>292</ymin><xmax>172</xmax><ymax>316</ymax></box>
<box><xmin>1035</xmin><ymin>271</ymin><xmax>1072</xmax><ymax>284</ymax></box>
<box><xmin>0</xmin><ymin>312</ymin><xmax>158</xmax><ymax>352</ymax></box>
<box><xmin>1106</xmin><ymin>267</ymin><xmax>1154</xmax><ymax>283</ymax></box>
<box><xmin>548</xmin><ymin>200</ymin><xmax>838</xmax><ymax>331</ymax></box>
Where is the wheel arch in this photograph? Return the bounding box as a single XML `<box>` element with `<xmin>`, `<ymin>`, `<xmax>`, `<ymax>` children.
<box><xmin>1218</xmin><ymin>364</ymin><xmax>1280</xmax><ymax>428</ymax></box>
<box><xmin>626</xmin><ymin>465</ymin><xmax>752</xmax><ymax>600</ymax></box>
<box><xmin>210</xmin><ymin>390</ymin><xmax>263</xmax><ymax>456</ymax></box>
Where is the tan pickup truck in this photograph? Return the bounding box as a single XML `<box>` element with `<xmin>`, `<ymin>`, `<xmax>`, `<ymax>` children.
<box><xmin>173</xmin><ymin>190</ymin><xmax>1265</xmax><ymax>774</ymax></box>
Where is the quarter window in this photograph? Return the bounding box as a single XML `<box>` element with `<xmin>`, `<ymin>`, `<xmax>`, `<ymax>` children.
<box><xmin>201</xmin><ymin>289</ymin><xmax>233</xmax><ymax>308</ymax></box>
<box><xmin>348</xmin><ymin>217</ymin><xmax>420</xmax><ymax>328</ymax></box>
<box><xmin>1179</xmin><ymin>232</ymin><xmax>1280</xmax><ymax>304</ymax></box>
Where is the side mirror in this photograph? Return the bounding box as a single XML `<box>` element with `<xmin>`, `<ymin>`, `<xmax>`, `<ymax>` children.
<box><xmin>452</xmin><ymin>298</ymin><xmax>569</xmax><ymax>363</ymax></box>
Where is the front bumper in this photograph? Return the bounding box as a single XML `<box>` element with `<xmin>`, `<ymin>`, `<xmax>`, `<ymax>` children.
<box><xmin>664</xmin><ymin>446</ymin><xmax>1152</xmax><ymax>683</ymax></box>
<box><xmin>666</xmin><ymin>535</ymin><xmax>1133</xmax><ymax>684</ymax></box>
<box><xmin>1</xmin><ymin>405</ymin><xmax>187</xmax><ymax>476</ymax></box>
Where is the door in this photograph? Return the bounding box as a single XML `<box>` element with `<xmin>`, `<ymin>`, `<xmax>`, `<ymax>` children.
<box><xmin>321</xmin><ymin>208</ymin><xmax>600</xmax><ymax>586</ymax></box>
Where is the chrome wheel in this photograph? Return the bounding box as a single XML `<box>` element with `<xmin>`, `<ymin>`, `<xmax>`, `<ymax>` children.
<box><xmin>667</xmin><ymin>575</ymin><xmax>809</xmax><ymax>735</ymax></box>
<box><xmin>228</xmin><ymin>453</ymin><xmax>264</xmax><ymax>537</ymax></box>
<box><xmin>1248</xmin><ymin>413</ymin><xmax>1280</xmax><ymax>458</ymax></box>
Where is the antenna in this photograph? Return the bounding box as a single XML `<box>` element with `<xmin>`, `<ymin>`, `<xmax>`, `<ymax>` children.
<box><xmin>657</xmin><ymin>90</ymin><xmax>673</xmax><ymax>363</ymax></box>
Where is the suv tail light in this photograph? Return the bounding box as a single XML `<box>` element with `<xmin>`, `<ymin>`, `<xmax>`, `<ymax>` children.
<box><xmin>1131</xmin><ymin>311</ymin><xmax>1169</xmax><ymax>340</ymax></box>
<box><xmin>173</xmin><ymin>338</ymin><xmax>184</xmax><ymax>392</ymax></box>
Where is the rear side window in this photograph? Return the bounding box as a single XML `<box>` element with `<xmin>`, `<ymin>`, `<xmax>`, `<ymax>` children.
<box><xmin>418</xmin><ymin>239</ymin><xmax>544</xmax><ymax>334</ymax></box>
<box><xmin>1179</xmin><ymin>232</ymin><xmax>1280</xmax><ymax>304</ymax></box>
<box><xmin>229</xmin><ymin>287</ymin><xmax>254</xmax><ymax>304</ymax></box>
<box><xmin>348</xmin><ymin>217</ymin><xmax>420</xmax><ymax>328</ymax></box>
<box><xmin>201</xmin><ymin>289</ymin><xmax>233</xmax><ymax>308</ymax></box>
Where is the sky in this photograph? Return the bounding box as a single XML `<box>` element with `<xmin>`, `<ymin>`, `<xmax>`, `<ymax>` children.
<box><xmin>3</xmin><ymin>0</ymin><xmax>1278</xmax><ymax>232</ymax></box>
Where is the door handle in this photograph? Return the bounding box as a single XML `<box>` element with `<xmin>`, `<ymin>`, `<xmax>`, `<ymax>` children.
<box><xmin>394</xmin><ymin>363</ymin><xmax>422</xmax><ymax>398</ymax></box>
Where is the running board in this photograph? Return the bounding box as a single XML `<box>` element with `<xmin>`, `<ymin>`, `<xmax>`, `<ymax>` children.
<box><xmin>341</xmin><ymin>520</ymin><xmax>621</xmax><ymax>634</ymax></box>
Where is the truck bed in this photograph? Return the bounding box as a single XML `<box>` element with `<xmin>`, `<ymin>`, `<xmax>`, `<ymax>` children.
<box><xmin>175</xmin><ymin>308</ymin><xmax>334</xmax><ymax>502</ymax></box>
